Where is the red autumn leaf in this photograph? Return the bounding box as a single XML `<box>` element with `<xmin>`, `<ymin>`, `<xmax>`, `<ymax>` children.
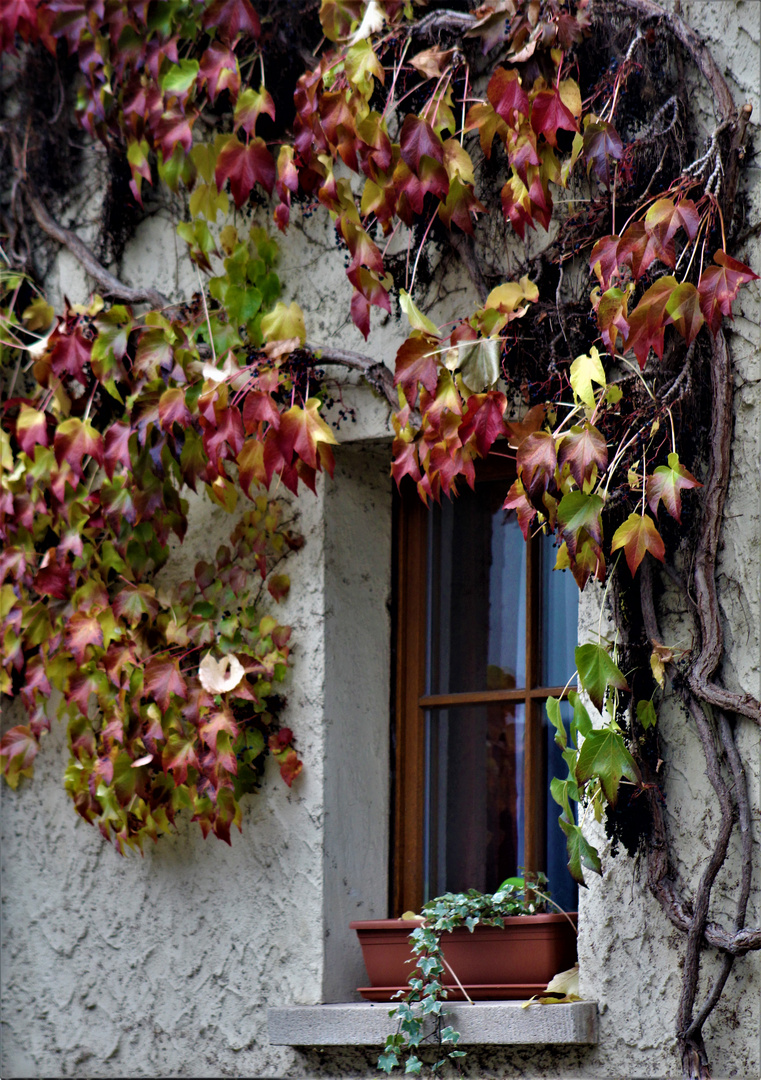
<box><xmin>33</xmin><ymin>549</ymin><xmax>71</xmax><ymax>599</ymax></box>
<box><xmin>159</xmin><ymin>387</ymin><xmax>192</xmax><ymax>431</ymax></box>
<box><xmin>54</xmin><ymin>418</ymin><xmax>104</xmax><ymax>479</ymax></box>
<box><xmin>202</xmin><ymin>0</ymin><xmax>260</xmax><ymax>43</ymax></box>
<box><xmin>203</xmin><ymin>405</ymin><xmax>245</xmax><ymax>466</ymax></box>
<box><xmin>506</xmin><ymin>127</ymin><xmax>541</xmax><ymax>186</ymax></box>
<box><xmin>199</xmin><ymin>708</ymin><xmax>240</xmax><ymax>754</ymax></box>
<box><xmin>199</xmin><ymin>42</ymin><xmax>240</xmax><ymax>104</ymax></box>
<box><xmin>400</xmin><ymin>114</ymin><xmax>444</xmax><ymax>174</ymax></box>
<box><xmin>500</xmin><ymin>174</ymin><xmax>534</xmax><ymax>240</ymax></box>
<box><xmin>277</xmin><ymin>398</ymin><xmax>338</xmax><ymax>471</ymax></box>
<box><xmin>458</xmin><ymin>391</ymin><xmax>508</xmax><ymax>456</ymax></box>
<box><xmin>215</xmin><ymin>135</ymin><xmax>275</xmax><ymax>207</ymax></box>
<box><xmin>664</xmin><ymin>282</ymin><xmax>704</xmax><ymax>346</ymax></box>
<box><xmin>596</xmin><ymin>286</ymin><xmax>630</xmax><ymax>352</ymax></box>
<box><xmin>15</xmin><ymin>405</ymin><xmax>49</xmax><ymax>456</ymax></box>
<box><xmin>49</xmin><ymin>327</ymin><xmax>91</xmax><ymax>385</ymax></box>
<box><xmin>503</xmin><ymin>477</ymin><xmax>537</xmax><ymax>540</ymax></box>
<box><xmin>236</xmin><ymin>438</ymin><xmax>266</xmax><ymax>494</ymax></box>
<box><xmin>487</xmin><ymin>67</ymin><xmax>529</xmax><ymax>125</ymax></box>
<box><xmin>394</xmin><ymin>158</ymin><xmax>449</xmax><ymax>222</ymax></box>
<box><xmin>103</xmin><ymin>420</ymin><xmax>133</xmax><ymax>479</ymax></box>
<box><xmin>144</xmin><ymin>656</ymin><xmax>188</xmax><ymax>711</ymax></box>
<box><xmin>65</xmin><ymin>612</ymin><xmax>104</xmax><ymax>665</ymax></box>
<box><xmin>242</xmin><ymin>391</ymin><xmax>280</xmax><ymax>433</ymax></box>
<box><xmin>437</xmin><ymin>178</ymin><xmax>487</xmax><ymax>234</ymax></box>
<box><xmin>0</xmin><ymin>725</ymin><xmax>39</xmax><ymax>787</ymax></box>
<box><xmin>618</xmin><ymin>221</ymin><xmax>674</xmax><ymax>280</ymax></box>
<box><xmin>697</xmin><ymin>250</ymin><xmax>759</xmax><ymax>335</ymax></box>
<box><xmin>624</xmin><ymin>276</ymin><xmax>678</xmax><ymax>368</ymax></box>
<box><xmin>517</xmin><ymin>430</ymin><xmax>558</xmax><ymax>502</ymax></box>
<box><xmin>154</xmin><ymin>106</ymin><xmax>196</xmax><ymax>160</ymax></box>
<box><xmin>646</xmin><ymin>452</ymin><xmax>702</xmax><ymax>523</ymax></box>
<box><xmin>590</xmin><ymin>234</ymin><xmax>621</xmax><ymax>290</ymax></box>
<box><xmin>645</xmin><ymin>197</ymin><xmax>700</xmax><ymax>246</ymax></box>
<box><xmin>530</xmin><ymin>89</ymin><xmax>578</xmax><ymax>147</ymax></box>
<box><xmin>391</xmin><ymin>438</ymin><xmax>422</xmax><ymax>486</ymax></box>
<box><xmin>557</xmin><ymin>422</ymin><xmax>608</xmax><ymax>490</ymax></box>
<box><xmin>569</xmin><ymin>533</ymin><xmax>606</xmax><ymax>589</ymax></box>
<box><xmin>340</xmin><ymin>217</ymin><xmax>384</xmax><ymax>284</ymax></box>
<box><xmin>611</xmin><ymin>511</ymin><xmax>665</xmax><ymax>576</ymax></box>
<box><xmin>277</xmin><ymin>747</ymin><xmax>303</xmax><ymax>787</ymax></box>
<box><xmin>394</xmin><ymin>334</ymin><xmax>440</xmax><ymax>407</ymax></box>
<box><xmin>0</xmin><ymin>0</ymin><xmax>38</xmax><ymax>53</ymax></box>
<box><xmin>506</xmin><ymin>403</ymin><xmax>547</xmax><ymax>447</ymax></box>
<box><xmin>162</xmin><ymin>733</ymin><xmax>200</xmax><ymax>785</ymax></box>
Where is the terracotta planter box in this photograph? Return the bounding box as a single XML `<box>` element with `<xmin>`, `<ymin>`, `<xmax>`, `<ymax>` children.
<box><xmin>351</xmin><ymin>913</ymin><xmax>578</xmax><ymax>1001</ymax></box>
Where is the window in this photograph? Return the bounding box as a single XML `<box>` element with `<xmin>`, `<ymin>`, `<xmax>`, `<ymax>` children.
<box><xmin>392</xmin><ymin>453</ymin><xmax>579</xmax><ymax>916</ymax></box>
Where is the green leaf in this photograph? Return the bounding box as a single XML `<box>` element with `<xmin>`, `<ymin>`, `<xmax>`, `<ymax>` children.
<box><xmin>559</xmin><ymin>818</ymin><xmax>602</xmax><ymax>884</ymax></box>
<box><xmin>576</xmin><ymin>727</ymin><xmax>640</xmax><ymax>805</ymax></box>
<box><xmin>575</xmin><ymin>643</ymin><xmax>628</xmax><ymax>711</ymax></box>
<box><xmin>569</xmin><ymin>690</ymin><xmax>593</xmax><ymax>742</ymax></box>
<box><xmin>399</xmin><ymin>290</ymin><xmax>440</xmax><ymax>337</ymax></box>
<box><xmin>458</xmin><ymin>338</ymin><xmax>501</xmax><ymax>393</ymax></box>
<box><xmin>546</xmin><ymin>696</ymin><xmax>567</xmax><ymax>749</ymax></box>
<box><xmin>636</xmin><ymin>699</ymin><xmax>657</xmax><ymax>730</ymax></box>
<box><xmin>161</xmin><ymin>59</ymin><xmax>200</xmax><ymax>97</ymax></box>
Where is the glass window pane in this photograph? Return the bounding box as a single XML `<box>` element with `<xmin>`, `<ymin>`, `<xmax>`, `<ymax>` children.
<box><xmin>543</xmin><ymin>700</ymin><xmax>579</xmax><ymax>912</ymax></box>
<box><xmin>424</xmin><ymin>703</ymin><xmax>525</xmax><ymax>900</ymax></box>
<box><xmin>426</xmin><ymin>483</ymin><xmax>526</xmax><ymax>695</ymax></box>
<box><xmin>540</xmin><ymin>532</ymin><xmax>579</xmax><ymax>688</ymax></box>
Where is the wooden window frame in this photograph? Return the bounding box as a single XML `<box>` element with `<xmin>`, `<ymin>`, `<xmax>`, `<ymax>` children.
<box><xmin>391</xmin><ymin>460</ymin><xmax>569</xmax><ymax>916</ymax></box>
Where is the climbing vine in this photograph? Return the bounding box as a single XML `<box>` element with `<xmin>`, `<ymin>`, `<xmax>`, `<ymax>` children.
<box><xmin>0</xmin><ymin>1</ymin><xmax>759</xmax><ymax>1075</ymax></box>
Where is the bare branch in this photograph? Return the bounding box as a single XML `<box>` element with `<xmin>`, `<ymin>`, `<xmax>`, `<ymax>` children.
<box><xmin>24</xmin><ymin>189</ymin><xmax>172</xmax><ymax>310</ymax></box>
<box><xmin>306</xmin><ymin>343</ymin><xmax>397</xmax><ymax>408</ymax></box>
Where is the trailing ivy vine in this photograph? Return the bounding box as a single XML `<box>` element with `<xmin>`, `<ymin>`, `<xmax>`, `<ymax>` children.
<box><xmin>0</xmin><ymin>1</ymin><xmax>759</xmax><ymax>1075</ymax></box>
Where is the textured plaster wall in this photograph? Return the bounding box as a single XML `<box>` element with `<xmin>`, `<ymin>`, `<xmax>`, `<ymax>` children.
<box><xmin>1</xmin><ymin>2</ymin><xmax>760</xmax><ymax>1078</ymax></box>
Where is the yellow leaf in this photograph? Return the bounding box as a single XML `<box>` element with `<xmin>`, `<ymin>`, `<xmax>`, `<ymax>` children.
<box><xmin>570</xmin><ymin>346</ymin><xmax>606</xmax><ymax>409</ymax></box>
<box><xmin>261</xmin><ymin>301</ymin><xmax>306</xmax><ymax>345</ymax></box>
<box><xmin>559</xmin><ymin>78</ymin><xmax>582</xmax><ymax>118</ymax></box>
<box><xmin>399</xmin><ymin>290</ymin><xmax>440</xmax><ymax>337</ymax></box>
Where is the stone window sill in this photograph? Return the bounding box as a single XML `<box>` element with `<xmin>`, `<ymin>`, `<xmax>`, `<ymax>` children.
<box><xmin>268</xmin><ymin>1001</ymin><xmax>598</xmax><ymax>1047</ymax></box>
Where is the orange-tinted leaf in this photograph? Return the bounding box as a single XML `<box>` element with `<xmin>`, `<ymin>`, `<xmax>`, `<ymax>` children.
<box><xmin>54</xmin><ymin>417</ymin><xmax>105</xmax><ymax>479</ymax></box>
<box><xmin>464</xmin><ymin>102</ymin><xmax>508</xmax><ymax>159</ymax></box>
<box><xmin>200</xmin><ymin>708</ymin><xmax>239</xmax><ymax>754</ymax></box>
<box><xmin>618</xmin><ymin>221</ymin><xmax>673</xmax><ymax>279</ymax></box>
<box><xmin>162</xmin><ymin>733</ymin><xmax>199</xmax><ymax>785</ymax></box>
<box><xmin>611</xmin><ymin>511</ymin><xmax>665</xmax><ymax>576</ymax></box>
<box><xmin>646</xmin><ymin>452</ymin><xmax>701</xmax><ymax>522</ymax></box>
<box><xmin>15</xmin><ymin>405</ymin><xmax>49</xmax><ymax>456</ymax></box>
<box><xmin>597</xmin><ymin>286</ymin><xmax>630</xmax><ymax>352</ymax></box>
<box><xmin>625</xmin><ymin>276</ymin><xmax>677</xmax><ymax>368</ymax></box>
<box><xmin>277</xmin><ymin>398</ymin><xmax>338</xmax><ymax>470</ymax></box>
<box><xmin>589</xmin><ymin>234</ymin><xmax>621</xmax><ymax>289</ymax></box>
<box><xmin>503</xmin><ymin>477</ymin><xmax>537</xmax><ymax>540</ymax></box>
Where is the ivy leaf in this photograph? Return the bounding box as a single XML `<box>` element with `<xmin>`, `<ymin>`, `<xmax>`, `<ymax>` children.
<box><xmin>559</xmin><ymin>818</ymin><xmax>602</xmax><ymax>885</ymax></box>
<box><xmin>557</xmin><ymin>423</ymin><xmax>608</xmax><ymax>490</ymax></box>
<box><xmin>569</xmin><ymin>346</ymin><xmax>606</xmax><ymax>409</ymax></box>
<box><xmin>530</xmin><ymin>89</ymin><xmax>578</xmax><ymax>147</ymax></box>
<box><xmin>458</xmin><ymin>337</ymin><xmax>501</xmax><ymax>392</ymax></box>
<box><xmin>199</xmin><ymin>43</ymin><xmax>240</xmax><ymax>104</ymax></box>
<box><xmin>487</xmin><ymin>67</ymin><xmax>529</xmax><ymax>124</ymax></box>
<box><xmin>646</xmin><ymin>452</ymin><xmax>702</xmax><ymax>522</ymax></box>
<box><xmin>610</xmin><ymin>511</ymin><xmax>665</xmax><ymax>576</ymax></box>
<box><xmin>15</xmin><ymin>405</ymin><xmax>49</xmax><ymax>456</ymax></box>
<box><xmin>624</xmin><ymin>276</ymin><xmax>677</xmax><ymax>368</ymax></box>
<box><xmin>663</xmin><ymin>281</ymin><xmax>704</xmax><ymax>346</ymax></box>
<box><xmin>277</xmin><ymin>398</ymin><xmax>338</xmax><ymax>471</ymax></box>
<box><xmin>458</xmin><ymin>391</ymin><xmax>507</xmax><ymax>456</ymax></box>
<box><xmin>589</xmin><ymin>234</ymin><xmax>621</xmax><ymax>290</ymax></box>
<box><xmin>437</xmin><ymin>178</ymin><xmax>486</xmax><ymax>235</ymax></box>
<box><xmin>144</xmin><ymin>657</ymin><xmax>188</xmax><ymax>711</ymax></box>
<box><xmin>596</xmin><ymin>286</ymin><xmax>630</xmax><ymax>353</ymax></box>
<box><xmin>464</xmin><ymin>102</ymin><xmax>508</xmax><ymax>159</ymax></box>
<box><xmin>575</xmin><ymin>643</ymin><xmax>629</xmax><ymax>711</ymax></box>
<box><xmin>202</xmin><ymin>0</ymin><xmax>260</xmax><ymax>43</ymax></box>
<box><xmin>261</xmin><ymin>301</ymin><xmax>306</xmax><ymax>345</ymax></box>
<box><xmin>576</xmin><ymin>727</ymin><xmax>640</xmax><ymax>806</ymax></box>
<box><xmin>65</xmin><ymin>612</ymin><xmax>104</xmax><ymax>665</ymax></box>
<box><xmin>199</xmin><ymin>653</ymin><xmax>245</xmax><ymax>694</ymax></box>
<box><xmin>583</xmin><ymin>119</ymin><xmax>623</xmax><ymax>185</ymax></box>
<box><xmin>162</xmin><ymin>733</ymin><xmax>200</xmax><ymax>785</ymax></box>
<box><xmin>400</xmin><ymin>114</ymin><xmax>444</xmax><ymax>173</ymax></box>
<box><xmin>394</xmin><ymin>334</ymin><xmax>440</xmax><ymax>407</ymax></box>
<box><xmin>215</xmin><ymin>135</ymin><xmax>275</xmax><ymax>207</ymax></box>
<box><xmin>557</xmin><ymin>491</ymin><xmax>604</xmax><ymax>558</ymax></box>
<box><xmin>0</xmin><ymin>725</ymin><xmax>39</xmax><ymax>789</ymax></box>
<box><xmin>199</xmin><ymin>708</ymin><xmax>240</xmax><ymax>754</ymax></box>
<box><xmin>234</xmin><ymin>86</ymin><xmax>276</xmax><ymax>135</ymax></box>
<box><xmin>516</xmin><ymin>431</ymin><xmax>557</xmax><ymax>502</ymax></box>
<box><xmin>697</xmin><ymin>250</ymin><xmax>758</xmax><ymax>336</ymax></box>
<box><xmin>54</xmin><ymin>418</ymin><xmax>104</xmax><ymax>479</ymax></box>
<box><xmin>637</xmin><ymin>700</ymin><xmax>658</xmax><ymax>730</ymax></box>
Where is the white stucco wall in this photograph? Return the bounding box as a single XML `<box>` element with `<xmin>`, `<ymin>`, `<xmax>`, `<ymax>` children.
<box><xmin>2</xmin><ymin>2</ymin><xmax>760</xmax><ymax>1078</ymax></box>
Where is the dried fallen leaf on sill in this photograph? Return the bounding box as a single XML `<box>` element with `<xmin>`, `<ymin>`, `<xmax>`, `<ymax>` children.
<box><xmin>522</xmin><ymin>963</ymin><xmax>581</xmax><ymax>1006</ymax></box>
